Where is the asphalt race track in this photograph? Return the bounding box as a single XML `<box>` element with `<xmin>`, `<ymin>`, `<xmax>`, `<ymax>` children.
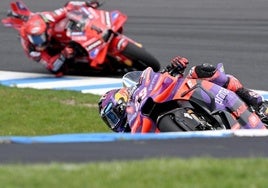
<box><xmin>1</xmin><ymin>137</ymin><xmax>268</xmax><ymax>164</ymax></box>
<box><xmin>0</xmin><ymin>0</ymin><xmax>268</xmax><ymax>163</ymax></box>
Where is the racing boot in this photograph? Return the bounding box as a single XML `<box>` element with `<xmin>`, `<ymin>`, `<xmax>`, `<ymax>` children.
<box><xmin>224</xmin><ymin>91</ymin><xmax>266</xmax><ymax>129</ymax></box>
<box><xmin>236</xmin><ymin>88</ymin><xmax>263</xmax><ymax>110</ymax></box>
<box><xmin>255</xmin><ymin>101</ymin><xmax>268</xmax><ymax>125</ymax></box>
<box><xmin>234</xmin><ymin>88</ymin><xmax>268</xmax><ymax>127</ymax></box>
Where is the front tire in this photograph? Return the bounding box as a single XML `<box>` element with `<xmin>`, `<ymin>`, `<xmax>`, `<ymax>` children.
<box><xmin>157</xmin><ymin>108</ymin><xmax>226</xmax><ymax>132</ymax></box>
<box><xmin>158</xmin><ymin>114</ymin><xmax>185</xmax><ymax>132</ymax></box>
<box><xmin>121</xmin><ymin>42</ymin><xmax>161</xmax><ymax>72</ymax></box>
<box><xmin>157</xmin><ymin>108</ymin><xmax>200</xmax><ymax>132</ymax></box>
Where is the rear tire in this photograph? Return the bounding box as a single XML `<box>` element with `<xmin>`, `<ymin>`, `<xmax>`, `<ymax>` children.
<box><xmin>121</xmin><ymin>42</ymin><xmax>161</xmax><ymax>72</ymax></box>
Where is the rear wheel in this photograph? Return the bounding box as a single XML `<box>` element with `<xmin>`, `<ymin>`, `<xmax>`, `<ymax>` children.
<box><xmin>121</xmin><ymin>42</ymin><xmax>161</xmax><ymax>72</ymax></box>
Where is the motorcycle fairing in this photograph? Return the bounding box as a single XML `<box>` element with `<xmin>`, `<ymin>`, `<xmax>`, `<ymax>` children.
<box><xmin>64</xmin><ymin>7</ymin><xmax>128</xmax><ymax>68</ymax></box>
<box><xmin>10</xmin><ymin>1</ymin><xmax>30</xmax><ymax>16</ymax></box>
<box><xmin>109</xmin><ymin>10</ymin><xmax>127</xmax><ymax>31</ymax></box>
<box><xmin>129</xmin><ymin>68</ymin><xmax>247</xmax><ymax>130</ymax></box>
<box><xmin>2</xmin><ymin>1</ymin><xmax>161</xmax><ymax>74</ymax></box>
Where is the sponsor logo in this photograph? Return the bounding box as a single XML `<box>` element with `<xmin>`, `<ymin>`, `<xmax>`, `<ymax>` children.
<box><xmin>186</xmin><ymin>80</ymin><xmax>195</xmax><ymax>88</ymax></box>
<box><xmin>70</xmin><ymin>32</ymin><xmax>87</xmax><ymax>41</ymax></box>
<box><xmin>215</xmin><ymin>88</ymin><xmax>229</xmax><ymax>105</ymax></box>
<box><xmin>89</xmin><ymin>48</ymin><xmax>99</xmax><ymax>58</ymax></box>
<box><xmin>111</xmin><ymin>11</ymin><xmax>119</xmax><ymax>21</ymax></box>
<box><xmin>70</xmin><ymin>2</ymin><xmax>85</xmax><ymax>6</ymax></box>
<box><xmin>105</xmin><ymin>12</ymin><xmax>111</xmax><ymax>27</ymax></box>
<box><xmin>86</xmin><ymin>40</ymin><xmax>102</xmax><ymax>51</ymax></box>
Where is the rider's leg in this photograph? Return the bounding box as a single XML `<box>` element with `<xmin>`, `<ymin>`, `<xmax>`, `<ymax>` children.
<box><xmin>187</xmin><ymin>63</ymin><xmax>264</xmax><ymax>110</ymax></box>
<box><xmin>224</xmin><ymin>93</ymin><xmax>266</xmax><ymax>129</ymax></box>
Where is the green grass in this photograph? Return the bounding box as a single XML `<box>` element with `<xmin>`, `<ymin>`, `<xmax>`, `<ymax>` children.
<box><xmin>0</xmin><ymin>85</ymin><xmax>110</xmax><ymax>136</ymax></box>
<box><xmin>1</xmin><ymin>158</ymin><xmax>268</xmax><ymax>188</ymax></box>
<box><xmin>1</xmin><ymin>85</ymin><xmax>268</xmax><ymax>188</ymax></box>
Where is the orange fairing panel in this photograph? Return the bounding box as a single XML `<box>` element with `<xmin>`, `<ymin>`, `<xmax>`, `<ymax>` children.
<box><xmin>141</xmin><ymin>117</ymin><xmax>154</xmax><ymax>133</ymax></box>
<box><xmin>173</xmin><ymin>79</ymin><xmax>198</xmax><ymax>100</ymax></box>
<box><xmin>151</xmin><ymin>72</ymin><xmax>176</xmax><ymax>102</ymax></box>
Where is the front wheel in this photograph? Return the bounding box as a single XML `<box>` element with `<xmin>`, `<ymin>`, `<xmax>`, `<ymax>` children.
<box><xmin>158</xmin><ymin>114</ymin><xmax>185</xmax><ymax>132</ymax></box>
<box><xmin>157</xmin><ymin>108</ymin><xmax>226</xmax><ymax>132</ymax></box>
<box><xmin>157</xmin><ymin>108</ymin><xmax>200</xmax><ymax>132</ymax></box>
<box><xmin>121</xmin><ymin>42</ymin><xmax>161</xmax><ymax>72</ymax></box>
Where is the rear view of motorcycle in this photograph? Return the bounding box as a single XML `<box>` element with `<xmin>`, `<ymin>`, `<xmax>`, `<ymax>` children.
<box><xmin>1</xmin><ymin>1</ymin><xmax>160</xmax><ymax>76</ymax></box>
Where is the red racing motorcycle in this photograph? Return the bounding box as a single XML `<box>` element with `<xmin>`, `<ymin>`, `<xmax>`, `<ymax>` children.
<box><xmin>2</xmin><ymin>1</ymin><xmax>161</xmax><ymax>75</ymax></box>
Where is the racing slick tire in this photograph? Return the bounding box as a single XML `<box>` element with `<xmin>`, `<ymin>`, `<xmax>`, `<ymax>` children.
<box><xmin>157</xmin><ymin>114</ymin><xmax>185</xmax><ymax>132</ymax></box>
<box><xmin>121</xmin><ymin>42</ymin><xmax>161</xmax><ymax>72</ymax></box>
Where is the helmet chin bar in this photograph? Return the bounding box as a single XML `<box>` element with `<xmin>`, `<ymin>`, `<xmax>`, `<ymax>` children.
<box><xmin>35</xmin><ymin>45</ymin><xmax>47</xmax><ymax>51</ymax></box>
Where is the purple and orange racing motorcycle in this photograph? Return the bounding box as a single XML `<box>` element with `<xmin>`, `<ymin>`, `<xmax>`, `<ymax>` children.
<box><xmin>123</xmin><ymin>66</ymin><xmax>268</xmax><ymax>132</ymax></box>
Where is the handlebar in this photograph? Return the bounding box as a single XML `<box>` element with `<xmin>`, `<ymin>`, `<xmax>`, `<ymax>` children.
<box><xmin>160</xmin><ymin>65</ymin><xmax>185</xmax><ymax>77</ymax></box>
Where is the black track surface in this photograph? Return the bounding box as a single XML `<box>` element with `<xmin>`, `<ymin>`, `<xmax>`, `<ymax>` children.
<box><xmin>1</xmin><ymin>137</ymin><xmax>268</xmax><ymax>164</ymax></box>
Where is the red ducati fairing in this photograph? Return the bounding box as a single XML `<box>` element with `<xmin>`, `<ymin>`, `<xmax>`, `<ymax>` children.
<box><xmin>2</xmin><ymin>1</ymin><xmax>160</xmax><ymax>75</ymax></box>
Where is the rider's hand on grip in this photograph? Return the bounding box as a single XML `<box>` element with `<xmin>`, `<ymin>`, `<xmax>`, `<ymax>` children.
<box><xmin>165</xmin><ymin>56</ymin><xmax>189</xmax><ymax>76</ymax></box>
<box><xmin>29</xmin><ymin>51</ymin><xmax>41</xmax><ymax>62</ymax></box>
<box><xmin>171</xmin><ymin>56</ymin><xmax>189</xmax><ymax>70</ymax></box>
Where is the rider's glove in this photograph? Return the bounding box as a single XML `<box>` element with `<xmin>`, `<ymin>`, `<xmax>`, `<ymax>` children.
<box><xmin>171</xmin><ymin>56</ymin><xmax>189</xmax><ymax>70</ymax></box>
<box><xmin>29</xmin><ymin>51</ymin><xmax>41</xmax><ymax>62</ymax></box>
<box><xmin>162</xmin><ymin>56</ymin><xmax>189</xmax><ymax>76</ymax></box>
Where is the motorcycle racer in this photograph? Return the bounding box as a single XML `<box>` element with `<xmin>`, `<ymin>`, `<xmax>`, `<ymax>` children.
<box><xmin>98</xmin><ymin>56</ymin><xmax>268</xmax><ymax>133</ymax></box>
<box><xmin>18</xmin><ymin>1</ymin><xmax>100</xmax><ymax>77</ymax></box>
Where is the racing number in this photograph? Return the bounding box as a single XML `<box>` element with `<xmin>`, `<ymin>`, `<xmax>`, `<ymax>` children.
<box><xmin>134</xmin><ymin>87</ymin><xmax>147</xmax><ymax>109</ymax></box>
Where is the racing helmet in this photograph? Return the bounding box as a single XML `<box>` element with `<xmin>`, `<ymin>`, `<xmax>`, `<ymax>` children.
<box><xmin>25</xmin><ymin>14</ymin><xmax>48</xmax><ymax>50</ymax></box>
<box><xmin>98</xmin><ymin>88</ymin><xmax>130</xmax><ymax>133</ymax></box>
